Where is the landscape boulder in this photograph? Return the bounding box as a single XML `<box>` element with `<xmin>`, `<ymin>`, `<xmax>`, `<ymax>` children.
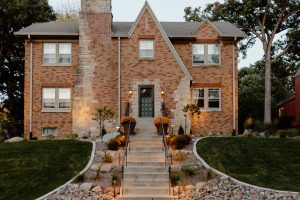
<box><xmin>102</xmin><ymin>132</ymin><xmax>120</xmax><ymax>143</ymax></box>
<box><xmin>79</xmin><ymin>183</ymin><xmax>93</xmax><ymax>191</ymax></box>
<box><xmin>4</xmin><ymin>137</ymin><xmax>24</xmax><ymax>143</ymax></box>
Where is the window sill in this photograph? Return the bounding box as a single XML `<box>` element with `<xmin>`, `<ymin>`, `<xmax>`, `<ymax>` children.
<box><xmin>192</xmin><ymin>64</ymin><xmax>221</xmax><ymax>67</ymax></box>
<box><xmin>42</xmin><ymin>64</ymin><xmax>72</xmax><ymax>67</ymax></box>
<box><xmin>199</xmin><ymin>109</ymin><xmax>222</xmax><ymax>112</ymax></box>
<box><xmin>139</xmin><ymin>57</ymin><xmax>155</xmax><ymax>61</ymax></box>
<box><xmin>41</xmin><ymin>109</ymin><xmax>71</xmax><ymax>113</ymax></box>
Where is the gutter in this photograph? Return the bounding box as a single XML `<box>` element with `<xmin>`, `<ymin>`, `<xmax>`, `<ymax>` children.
<box><xmin>118</xmin><ymin>37</ymin><xmax>121</xmax><ymax>125</ymax></box>
<box><xmin>28</xmin><ymin>35</ymin><xmax>33</xmax><ymax>139</ymax></box>
<box><xmin>232</xmin><ymin>37</ymin><xmax>237</xmax><ymax>132</ymax></box>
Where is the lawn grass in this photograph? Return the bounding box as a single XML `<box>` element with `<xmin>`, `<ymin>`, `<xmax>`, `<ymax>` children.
<box><xmin>197</xmin><ymin>137</ymin><xmax>300</xmax><ymax>192</ymax></box>
<box><xmin>0</xmin><ymin>140</ymin><xmax>92</xmax><ymax>200</ymax></box>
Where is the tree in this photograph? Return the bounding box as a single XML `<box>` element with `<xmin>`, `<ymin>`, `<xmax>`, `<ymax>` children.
<box><xmin>0</xmin><ymin>104</ymin><xmax>10</xmax><ymax>141</ymax></box>
<box><xmin>93</xmin><ymin>107</ymin><xmax>115</xmax><ymax>138</ymax></box>
<box><xmin>55</xmin><ymin>4</ymin><xmax>79</xmax><ymax>21</ymax></box>
<box><xmin>238</xmin><ymin>59</ymin><xmax>297</xmax><ymax>132</ymax></box>
<box><xmin>0</xmin><ymin>0</ymin><xmax>56</xmax><ymax>136</ymax></box>
<box><xmin>184</xmin><ymin>0</ymin><xmax>300</xmax><ymax>127</ymax></box>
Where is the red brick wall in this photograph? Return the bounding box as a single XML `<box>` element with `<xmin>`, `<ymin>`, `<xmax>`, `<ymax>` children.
<box><xmin>24</xmin><ymin>40</ymin><xmax>78</xmax><ymax>139</ymax></box>
<box><xmin>173</xmin><ymin>21</ymin><xmax>239</xmax><ymax>134</ymax></box>
<box><xmin>295</xmin><ymin>76</ymin><xmax>300</xmax><ymax>126</ymax></box>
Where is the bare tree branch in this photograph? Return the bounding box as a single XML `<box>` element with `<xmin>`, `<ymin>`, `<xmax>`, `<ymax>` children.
<box><xmin>272</xmin><ymin>39</ymin><xmax>295</xmax><ymax>63</ymax></box>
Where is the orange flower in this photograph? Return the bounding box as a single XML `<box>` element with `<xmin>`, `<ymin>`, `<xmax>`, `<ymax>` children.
<box><xmin>154</xmin><ymin>116</ymin><xmax>170</xmax><ymax>126</ymax></box>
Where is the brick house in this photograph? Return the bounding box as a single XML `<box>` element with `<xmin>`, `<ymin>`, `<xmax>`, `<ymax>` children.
<box><xmin>16</xmin><ymin>0</ymin><xmax>245</xmax><ymax>139</ymax></box>
<box><xmin>277</xmin><ymin>67</ymin><xmax>300</xmax><ymax>126</ymax></box>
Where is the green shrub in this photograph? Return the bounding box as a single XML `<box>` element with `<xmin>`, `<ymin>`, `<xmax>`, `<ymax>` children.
<box><xmin>102</xmin><ymin>152</ymin><xmax>113</xmax><ymax>163</ymax></box>
<box><xmin>111</xmin><ymin>170</ymin><xmax>121</xmax><ymax>185</ymax></box>
<box><xmin>47</xmin><ymin>135</ymin><xmax>55</xmax><ymax>140</ymax></box>
<box><xmin>107</xmin><ymin>138</ymin><xmax>121</xmax><ymax>150</ymax></box>
<box><xmin>172</xmin><ymin>151</ymin><xmax>188</xmax><ymax>162</ymax></box>
<box><xmin>74</xmin><ymin>173</ymin><xmax>85</xmax><ymax>183</ymax></box>
<box><xmin>65</xmin><ymin>133</ymin><xmax>78</xmax><ymax>139</ymax></box>
<box><xmin>182</xmin><ymin>165</ymin><xmax>195</xmax><ymax>176</ymax></box>
<box><xmin>276</xmin><ymin>129</ymin><xmax>298</xmax><ymax>138</ymax></box>
<box><xmin>170</xmin><ymin>173</ymin><xmax>180</xmax><ymax>186</ymax></box>
<box><xmin>253</xmin><ymin>120</ymin><xmax>265</xmax><ymax>132</ymax></box>
<box><xmin>178</xmin><ymin>125</ymin><xmax>184</xmax><ymax>135</ymax></box>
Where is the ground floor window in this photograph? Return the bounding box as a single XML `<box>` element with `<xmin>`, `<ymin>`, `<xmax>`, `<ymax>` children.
<box><xmin>42</xmin><ymin>88</ymin><xmax>71</xmax><ymax>112</ymax></box>
<box><xmin>42</xmin><ymin>128</ymin><xmax>57</xmax><ymax>136</ymax></box>
<box><xmin>192</xmin><ymin>88</ymin><xmax>221</xmax><ymax>111</ymax></box>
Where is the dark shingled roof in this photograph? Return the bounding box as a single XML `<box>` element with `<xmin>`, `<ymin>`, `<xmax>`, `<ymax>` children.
<box><xmin>16</xmin><ymin>21</ymin><xmax>246</xmax><ymax>38</ymax></box>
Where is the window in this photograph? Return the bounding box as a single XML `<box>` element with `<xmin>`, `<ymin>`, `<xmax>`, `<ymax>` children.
<box><xmin>192</xmin><ymin>44</ymin><xmax>220</xmax><ymax>65</ymax></box>
<box><xmin>43</xmin><ymin>43</ymin><xmax>71</xmax><ymax>65</ymax></box>
<box><xmin>42</xmin><ymin>128</ymin><xmax>57</xmax><ymax>136</ymax></box>
<box><xmin>192</xmin><ymin>88</ymin><xmax>221</xmax><ymax>110</ymax></box>
<box><xmin>192</xmin><ymin>44</ymin><xmax>205</xmax><ymax>64</ymax></box>
<box><xmin>42</xmin><ymin>88</ymin><xmax>71</xmax><ymax>112</ymax></box>
<box><xmin>139</xmin><ymin>40</ymin><xmax>154</xmax><ymax>58</ymax></box>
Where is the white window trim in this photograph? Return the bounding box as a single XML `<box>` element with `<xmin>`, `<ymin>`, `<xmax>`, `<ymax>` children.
<box><xmin>42</xmin><ymin>127</ymin><xmax>57</xmax><ymax>136</ymax></box>
<box><xmin>139</xmin><ymin>40</ymin><xmax>155</xmax><ymax>59</ymax></box>
<box><xmin>192</xmin><ymin>44</ymin><xmax>221</xmax><ymax>66</ymax></box>
<box><xmin>43</xmin><ymin>43</ymin><xmax>72</xmax><ymax>66</ymax></box>
<box><xmin>193</xmin><ymin>88</ymin><xmax>222</xmax><ymax>111</ymax></box>
<box><xmin>42</xmin><ymin>88</ymin><xmax>71</xmax><ymax>112</ymax></box>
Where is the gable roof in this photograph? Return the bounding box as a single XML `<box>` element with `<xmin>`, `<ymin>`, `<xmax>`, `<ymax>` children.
<box><xmin>127</xmin><ymin>1</ymin><xmax>193</xmax><ymax>81</ymax></box>
<box><xmin>191</xmin><ymin>19</ymin><xmax>222</xmax><ymax>35</ymax></box>
<box><xmin>16</xmin><ymin>21</ymin><xmax>246</xmax><ymax>38</ymax></box>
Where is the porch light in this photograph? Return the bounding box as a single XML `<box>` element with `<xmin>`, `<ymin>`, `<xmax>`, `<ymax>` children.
<box><xmin>161</xmin><ymin>89</ymin><xmax>165</xmax><ymax>95</ymax></box>
<box><xmin>129</xmin><ymin>89</ymin><xmax>133</xmax><ymax>96</ymax></box>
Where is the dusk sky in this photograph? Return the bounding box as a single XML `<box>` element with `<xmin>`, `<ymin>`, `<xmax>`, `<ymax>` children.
<box><xmin>49</xmin><ymin>0</ymin><xmax>264</xmax><ymax>68</ymax></box>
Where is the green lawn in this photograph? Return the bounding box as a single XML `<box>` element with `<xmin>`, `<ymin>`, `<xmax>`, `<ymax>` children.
<box><xmin>197</xmin><ymin>137</ymin><xmax>300</xmax><ymax>192</ymax></box>
<box><xmin>0</xmin><ymin>140</ymin><xmax>92</xmax><ymax>200</ymax></box>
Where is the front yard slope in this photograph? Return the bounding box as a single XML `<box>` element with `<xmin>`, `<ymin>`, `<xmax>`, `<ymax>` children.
<box><xmin>0</xmin><ymin>140</ymin><xmax>92</xmax><ymax>200</ymax></box>
<box><xmin>197</xmin><ymin>137</ymin><xmax>300</xmax><ymax>192</ymax></box>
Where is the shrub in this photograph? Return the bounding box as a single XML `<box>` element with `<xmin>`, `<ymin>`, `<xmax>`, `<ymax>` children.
<box><xmin>182</xmin><ymin>165</ymin><xmax>196</xmax><ymax>176</ymax></box>
<box><xmin>154</xmin><ymin>117</ymin><xmax>170</xmax><ymax>126</ymax></box>
<box><xmin>111</xmin><ymin>170</ymin><xmax>121</xmax><ymax>185</ymax></box>
<box><xmin>74</xmin><ymin>173</ymin><xmax>85</xmax><ymax>183</ymax></box>
<box><xmin>107</xmin><ymin>138</ymin><xmax>121</xmax><ymax>150</ymax></box>
<box><xmin>172</xmin><ymin>151</ymin><xmax>188</xmax><ymax>162</ymax></box>
<box><xmin>244</xmin><ymin>117</ymin><xmax>254</xmax><ymax>129</ymax></box>
<box><xmin>170</xmin><ymin>173</ymin><xmax>180</xmax><ymax>186</ymax></box>
<box><xmin>169</xmin><ymin>135</ymin><xmax>191</xmax><ymax>149</ymax></box>
<box><xmin>253</xmin><ymin>120</ymin><xmax>265</xmax><ymax>132</ymax></box>
<box><xmin>276</xmin><ymin>129</ymin><xmax>298</xmax><ymax>138</ymax></box>
<box><xmin>178</xmin><ymin>125</ymin><xmax>184</xmax><ymax>135</ymax></box>
<box><xmin>65</xmin><ymin>133</ymin><xmax>78</xmax><ymax>139</ymax></box>
<box><xmin>47</xmin><ymin>135</ymin><xmax>55</xmax><ymax>140</ymax></box>
<box><xmin>206</xmin><ymin>169</ymin><xmax>213</xmax><ymax>180</ymax></box>
<box><xmin>102</xmin><ymin>152</ymin><xmax>113</xmax><ymax>163</ymax></box>
<box><xmin>120</xmin><ymin>116</ymin><xmax>136</xmax><ymax>125</ymax></box>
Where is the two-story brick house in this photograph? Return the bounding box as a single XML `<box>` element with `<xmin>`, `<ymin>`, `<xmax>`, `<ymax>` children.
<box><xmin>16</xmin><ymin>0</ymin><xmax>245</xmax><ymax>139</ymax></box>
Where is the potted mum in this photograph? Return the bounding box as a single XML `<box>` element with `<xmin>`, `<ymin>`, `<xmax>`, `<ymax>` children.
<box><xmin>154</xmin><ymin>116</ymin><xmax>170</xmax><ymax>135</ymax></box>
<box><xmin>121</xmin><ymin>116</ymin><xmax>136</xmax><ymax>135</ymax></box>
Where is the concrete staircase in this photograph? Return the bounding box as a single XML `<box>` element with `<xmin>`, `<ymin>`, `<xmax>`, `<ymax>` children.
<box><xmin>119</xmin><ymin>130</ymin><xmax>173</xmax><ymax>200</ymax></box>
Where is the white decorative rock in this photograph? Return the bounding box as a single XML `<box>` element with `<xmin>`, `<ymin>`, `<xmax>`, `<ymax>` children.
<box><xmin>91</xmin><ymin>185</ymin><xmax>102</xmax><ymax>193</ymax></box>
<box><xmin>79</xmin><ymin>183</ymin><xmax>93</xmax><ymax>191</ymax></box>
<box><xmin>196</xmin><ymin>182</ymin><xmax>206</xmax><ymax>189</ymax></box>
<box><xmin>102</xmin><ymin>132</ymin><xmax>120</xmax><ymax>143</ymax></box>
<box><xmin>171</xmin><ymin>164</ymin><xmax>182</xmax><ymax>172</ymax></box>
<box><xmin>91</xmin><ymin>163</ymin><xmax>101</xmax><ymax>171</ymax></box>
<box><xmin>5</xmin><ymin>137</ymin><xmax>24</xmax><ymax>143</ymax></box>
<box><xmin>100</xmin><ymin>164</ymin><xmax>112</xmax><ymax>173</ymax></box>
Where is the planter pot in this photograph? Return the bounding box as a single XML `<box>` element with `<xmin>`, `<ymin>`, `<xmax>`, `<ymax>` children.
<box><xmin>156</xmin><ymin>124</ymin><xmax>169</xmax><ymax>135</ymax></box>
<box><xmin>122</xmin><ymin>123</ymin><xmax>136</xmax><ymax>135</ymax></box>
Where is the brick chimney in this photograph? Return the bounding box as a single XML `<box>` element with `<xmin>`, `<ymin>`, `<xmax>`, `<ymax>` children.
<box><xmin>73</xmin><ymin>0</ymin><xmax>115</xmax><ymax>136</ymax></box>
<box><xmin>295</xmin><ymin>68</ymin><xmax>300</xmax><ymax>126</ymax></box>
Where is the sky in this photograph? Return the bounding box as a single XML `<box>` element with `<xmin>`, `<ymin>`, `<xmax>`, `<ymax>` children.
<box><xmin>48</xmin><ymin>0</ymin><xmax>264</xmax><ymax>68</ymax></box>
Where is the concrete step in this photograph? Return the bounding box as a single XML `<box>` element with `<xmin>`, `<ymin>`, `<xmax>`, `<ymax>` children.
<box><xmin>122</xmin><ymin>186</ymin><xmax>169</xmax><ymax>195</ymax></box>
<box><xmin>129</xmin><ymin>142</ymin><xmax>163</xmax><ymax>148</ymax></box>
<box><xmin>124</xmin><ymin>172</ymin><xmax>168</xmax><ymax>180</ymax></box>
<box><xmin>124</xmin><ymin>179</ymin><xmax>169</xmax><ymax>187</ymax></box>
<box><xmin>127</xmin><ymin>155</ymin><xmax>165</xmax><ymax>162</ymax></box>
<box><xmin>127</xmin><ymin>151</ymin><xmax>164</xmax><ymax>157</ymax></box>
<box><xmin>131</xmin><ymin>136</ymin><xmax>162</xmax><ymax>141</ymax></box>
<box><xmin>118</xmin><ymin>194</ymin><xmax>174</xmax><ymax>200</ymax></box>
<box><xmin>126</xmin><ymin>161</ymin><xmax>166</xmax><ymax>167</ymax></box>
<box><xmin>129</xmin><ymin>146</ymin><xmax>163</xmax><ymax>152</ymax></box>
<box><xmin>124</xmin><ymin>166</ymin><xmax>167</xmax><ymax>173</ymax></box>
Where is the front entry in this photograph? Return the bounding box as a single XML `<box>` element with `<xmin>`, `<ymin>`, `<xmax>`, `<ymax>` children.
<box><xmin>139</xmin><ymin>85</ymin><xmax>154</xmax><ymax>117</ymax></box>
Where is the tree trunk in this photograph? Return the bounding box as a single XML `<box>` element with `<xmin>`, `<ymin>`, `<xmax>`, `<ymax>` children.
<box><xmin>264</xmin><ymin>50</ymin><xmax>272</xmax><ymax>127</ymax></box>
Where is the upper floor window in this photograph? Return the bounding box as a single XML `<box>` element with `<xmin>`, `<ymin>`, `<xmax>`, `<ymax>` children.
<box><xmin>43</xmin><ymin>43</ymin><xmax>71</xmax><ymax>65</ymax></box>
<box><xmin>192</xmin><ymin>44</ymin><xmax>220</xmax><ymax>66</ymax></box>
<box><xmin>42</xmin><ymin>88</ymin><xmax>71</xmax><ymax>112</ymax></box>
<box><xmin>139</xmin><ymin>40</ymin><xmax>154</xmax><ymax>59</ymax></box>
<box><xmin>192</xmin><ymin>88</ymin><xmax>221</xmax><ymax>111</ymax></box>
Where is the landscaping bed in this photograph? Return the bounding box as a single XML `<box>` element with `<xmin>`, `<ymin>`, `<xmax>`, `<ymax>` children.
<box><xmin>196</xmin><ymin>137</ymin><xmax>300</xmax><ymax>192</ymax></box>
<box><xmin>0</xmin><ymin>140</ymin><xmax>92</xmax><ymax>200</ymax></box>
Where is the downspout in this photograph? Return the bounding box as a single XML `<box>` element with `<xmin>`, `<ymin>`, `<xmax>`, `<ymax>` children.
<box><xmin>28</xmin><ymin>35</ymin><xmax>33</xmax><ymax>139</ymax></box>
<box><xmin>232</xmin><ymin>37</ymin><xmax>237</xmax><ymax>133</ymax></box>
<box><xmin>118</xmin><ymin>37</ymin><xmax>121</xmax><ymax>125</ymax></box>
